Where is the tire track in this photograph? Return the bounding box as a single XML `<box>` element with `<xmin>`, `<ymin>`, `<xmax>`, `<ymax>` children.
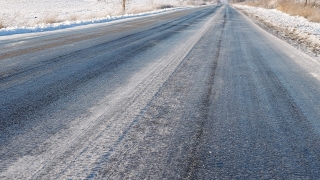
<box><xmin>0</xmin><ymin>6</ymin><xmax>220</xmax><ymax>130</ymax></box>
<box><xmin>185</xmin><ymin>7</ymin><xmax>227</xmax><ymax>180</ymax></box>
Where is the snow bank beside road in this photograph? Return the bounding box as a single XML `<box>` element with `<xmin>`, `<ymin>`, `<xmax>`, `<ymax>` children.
<box><xmin>0</xmin><ymin>8</ymin><xmax>183</xmax><ymax>36</ymax></box>
<box><xmin>0</xmin><ymin>0</ymin><xmax>189</xmax><ymax>36</ymax></box>
<box><xmin>234</xmin><ymin>4</ymin><xmax>320</xmax><ymax>55</ymax></box>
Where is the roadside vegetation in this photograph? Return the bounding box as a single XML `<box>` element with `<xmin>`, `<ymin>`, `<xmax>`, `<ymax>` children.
<box><xmin>237</xmin><ymin>0</ymin><xmax>320</xmax><ymax>22</ymax></box>
<box><xmin>0</xmin><ymin>16</ymin><xmax>4</xmax><ymax>29</ymax></box>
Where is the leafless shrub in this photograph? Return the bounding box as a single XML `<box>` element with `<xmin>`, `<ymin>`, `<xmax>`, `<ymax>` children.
<box><xmin>122</xmin><ymin>0</ymin><xmax>126</xmax><ymax>11</ymax></box>
<box><xmin>158</xmin><ymin>5</ymin><xmax>175</xmax><ymax>9</ymax></box>
<box><xmin>0</xmin><ymin>15</ymin><xmax>6</xmax><ymax>29</ymax></box>
<box><xmin>69</xmin><ymin>14</ymin><xmax>78</xmax><ymax>21</ymax></box>
<box><xmin>0</xmin><ymin>22</ymin><xmax>4</xmax><ymax>29</ymax></box>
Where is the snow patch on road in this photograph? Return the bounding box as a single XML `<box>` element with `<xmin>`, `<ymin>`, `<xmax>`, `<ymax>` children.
<box><xmin>310</xmin><ymin>73</ymin><xmax>320</xmax><ymax>81</ymax></box>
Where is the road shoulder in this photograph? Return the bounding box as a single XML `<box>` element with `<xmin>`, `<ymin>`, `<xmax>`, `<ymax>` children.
<box><xmin>232</xmin><ymin>4</ymin><xmax>320</xmax><ymax>60</ymax></box>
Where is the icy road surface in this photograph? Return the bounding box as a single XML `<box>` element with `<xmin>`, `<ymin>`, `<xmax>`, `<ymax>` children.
<box><xmin>1</xmin><ymin>5</ymin><xmax>320</xmax><ymax>179</ymax></box>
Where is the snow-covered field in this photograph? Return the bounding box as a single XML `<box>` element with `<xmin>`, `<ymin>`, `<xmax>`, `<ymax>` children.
<box><xmin>0</xmin><ymin>0</ymin><xmax>203</xmax><ymax>36</ymax></box>
<box><xmin>234</xmin><ymin>4</ymin><xmax>320</xmax><ymax>54</ymax></box>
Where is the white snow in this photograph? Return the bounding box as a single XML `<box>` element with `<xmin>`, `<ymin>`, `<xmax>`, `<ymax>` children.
<box><xmin>0</xmin><ymin>8</ymin><xmax>183</xmax><ymax>36</ymax></box>
<box><xmin>233</xmin><ymin>4</ymin><xmax>320</xmax><ymax>46</ymax></box>
<box><xmin>0</xmin><ymin>0</ymin><xmax>203</xmax><ymax>36</ymax></box>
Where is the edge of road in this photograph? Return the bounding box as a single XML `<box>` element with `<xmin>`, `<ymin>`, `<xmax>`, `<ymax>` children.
<box><xmin>232</xmin><ymin>5</ymin><xmax>320</xmax><ymax>61</ymax></box>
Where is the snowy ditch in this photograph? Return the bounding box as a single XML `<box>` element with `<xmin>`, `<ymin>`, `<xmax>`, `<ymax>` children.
<box><xmin>233</xmin><ymin>4</ymin><xmax>320</xmax><ymax>57</ymax></box>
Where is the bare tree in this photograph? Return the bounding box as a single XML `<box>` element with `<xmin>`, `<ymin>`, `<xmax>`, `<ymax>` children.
<box><xmin>122</xmin><ymin>0</ymin><xmax>126</xmax><ymax>11</ymax></box>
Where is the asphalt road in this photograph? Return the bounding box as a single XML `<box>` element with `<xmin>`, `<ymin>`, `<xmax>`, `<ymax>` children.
<box><xmin>1</xmin><ymin>5</ymin><xmax>320</xmax><ymax>179</ymax></box>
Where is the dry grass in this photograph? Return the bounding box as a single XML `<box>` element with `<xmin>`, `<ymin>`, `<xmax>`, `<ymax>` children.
<box><xmin>44</xmin><ymin>15</ymin><xmax>59</xmax><ymax>24</ymax></box>
<box><xmin>69</xmin><ymin>14</ymin><xmax>78</xmax><ymax>21</ymax></box>
<box><xmin>244</xmin><ymin>0</ymin><xmax>320</xmax><ymax>22</ymax></box>
<box><xmin>36</xmin><ymin>13</ymin><xmax>64</xmax><ymax>24</ymax></box>
<box><xmin>0</xmin><ymin>22</ymin><xmax>4</xmax><ymax>29</ymax></box>
<box><xmin>277</xmin><ymin>1</ymin><xmax>320</xmax><ymax>22</ymax></box>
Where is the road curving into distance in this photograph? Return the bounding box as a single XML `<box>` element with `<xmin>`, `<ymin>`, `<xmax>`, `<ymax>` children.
<box><xmin>1</xmin><ymin>4</ymin><xmax>320</xmax><ymax>179</ymax></box>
